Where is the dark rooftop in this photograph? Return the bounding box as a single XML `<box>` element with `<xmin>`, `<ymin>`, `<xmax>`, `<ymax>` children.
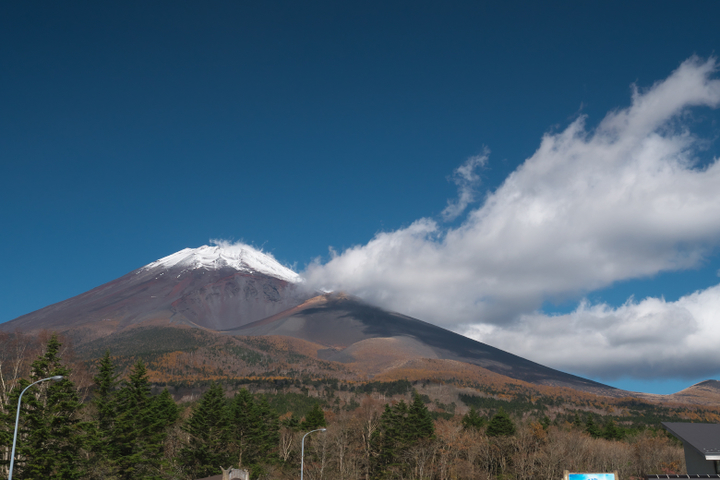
<box><xmin>646</xmin><ymin>476</ymin><xmax>720</xmax><ymax>479</ymax></box>
<box><xmin>662</xmin><ymin>423</ymin><xmax>720</xmax><ymax>460</ymax></box>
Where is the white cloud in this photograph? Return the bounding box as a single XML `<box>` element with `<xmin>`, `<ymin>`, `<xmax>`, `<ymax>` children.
<box><xmin>470</xmin><ymin>284</ymin><xmax>720</xmax><ymax>381</ymax></box>
<box><xmin>302</xmin><ymin>56</ymin><xmax>720</xmax><ymax>379</ymax></box>
<box><xmin>441</xmin><ymin>148</ymin><xmax>489</xmax><ymax>221</ymax></box>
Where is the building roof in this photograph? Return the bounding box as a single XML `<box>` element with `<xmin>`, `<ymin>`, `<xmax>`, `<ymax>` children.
<box><xmin>647</xmin><ymin>476</ymin><xmax>720</xmax><ymax>479</ymax></box>
<box><xmin>663</xmin><ymin>423</ymin><xmax>720</xmax><ymax>461</ymax></box>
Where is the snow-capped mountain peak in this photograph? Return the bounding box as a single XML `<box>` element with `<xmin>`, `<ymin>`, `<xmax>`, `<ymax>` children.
<box><xmin>142</xmin><ymin>243</ymin><xmax>300</xmax><ymax>283</ymax></box>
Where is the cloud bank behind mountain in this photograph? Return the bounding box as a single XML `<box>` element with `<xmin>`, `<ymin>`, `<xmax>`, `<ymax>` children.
<box><xmin>303</xmin><ymin>56</ymin><xmax>720</xmax><ymax>382</ymax></box>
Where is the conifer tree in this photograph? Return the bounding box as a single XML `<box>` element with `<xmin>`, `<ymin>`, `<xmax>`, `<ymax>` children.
<box><xmin>372</xmin><ymin>394</ymin><xmax>435</xmax><ymax>478</ymax></box>
<box><xmin>181</xmin><ymin>382</ymin><xmax>231</xmax><ymax>479</ymax></box>
<box><xmin>572</xmin><ymin>413</ymin><xmax>583</xmax><ymax>428</ymax></box>
<box><xmin>461</xmin><ymin>406</ymin><xmax>486</xmax><ymax>431</ymax></box>
<box><xmin>601</xmin><ymin>418</ymin><xmax>623</xmax><ymax>441</ymax></box>
<box><xmin>10</xmin><ymin>334</ymin><xmax>84</xmax><ymax>479</ymax></box>
<box><xmin>584</xmin><ymin>414</ymin><xmax>601</xmax><ymax>439</ymax></box>
<box><xmin>113</xmin><ymin>360</ymin><xmax>178</xmax><ymax>480</ymax></box>
<box><xmin>90</xmin><ymin>353</ymin><xmax>118</xmax><ymax>449</ymax></box>
<box><xmin>230</xmin><ymin>388</ymin><xmax>255</xmax><ymax>468</ymax></box>
<box><xmin>153</xmin><ymin>388</ymin><xmax>180</xmax><ymax>427</ymax></box>
<box><xmin>407</xmin><ymin>391</ymin><xmax>434</xmax><ymax>440</ymax></box>
<box><xmin>301</xmin><ymin>402</ymin><xmax>327</xmax><ymax>430</ymax></box>
<box><xmin>229</xmin><ymin>389</ymin><xmax>280</xmax><ymax>476</ymax></box>
<box><xmin>0</xmin><ymin>408</ymin><xmax>9</xmax><ymax>475</ymax></box>
<box><xmin>374</xmin><ymin>401</ymin><xmax>406</xmax><ymax>472</ymax></box>
<box><xmin>281</xmin><ymin>412</ymin><xmax>301</xmax><ymax>431</ymax></box>
<box><xmin>245</xmin><ymin>395</ymin><xmax>280</xmax><ymax>477</ymax></box>
<box><xmin>486</xmin><ymin>407</ymin><xmax>516</xmax><ymax>437</ymax></box>
<box><xmin>86</xmin><ymin>350</ymin><xmax>120</xmax><ymax>479</ymax></box>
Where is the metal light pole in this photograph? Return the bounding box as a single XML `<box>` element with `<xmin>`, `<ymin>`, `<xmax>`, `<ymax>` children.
<box><xmin>8</xmin><ymin>375</ymin><xmax>63</xmax><ymax>480</ymax></box>
<box><xmin>300</xmin><ymin>427</ymin><xmax>326</xmax><ymax>480</ymax></box>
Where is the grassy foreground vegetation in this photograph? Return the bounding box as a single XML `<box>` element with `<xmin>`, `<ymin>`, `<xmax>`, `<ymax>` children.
<box><xmin>0</xmin><ymin>332</ymin><xmax>711</xmax><ymax>480</ymax></box>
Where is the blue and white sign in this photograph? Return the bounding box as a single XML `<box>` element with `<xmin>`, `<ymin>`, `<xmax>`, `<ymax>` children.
<box><xmin>567</xmin><ymin>473</ymin><xmax>617</xmax><ymax>480</ymax></box>
<box><xmin>563</xmin><ymin>470</ymin><xmax>619</xmax><ymax>480</ymax></box>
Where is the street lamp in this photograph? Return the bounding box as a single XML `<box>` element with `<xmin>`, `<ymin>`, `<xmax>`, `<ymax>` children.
<box><xmin>300</xmin><ymin>427</ymin><xmax>326</xmax><ymax>480</ymax></box>
<box><xmin>8</xmin><ymin>375</ymin><xmax>63</xmax><ymax>480</ymax></box>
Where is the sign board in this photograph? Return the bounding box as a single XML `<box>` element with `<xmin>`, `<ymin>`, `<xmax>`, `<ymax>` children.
<box><xmin>564</xmin><ymin>470</ymin><xmax>618</xmax><ymax>480</ymax></box>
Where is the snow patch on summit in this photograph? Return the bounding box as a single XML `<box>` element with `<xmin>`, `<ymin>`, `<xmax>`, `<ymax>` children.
<box><xmin>142</xmin><ymin>243</ymin><xmax>300</xmax><ymax>283</ymax></box>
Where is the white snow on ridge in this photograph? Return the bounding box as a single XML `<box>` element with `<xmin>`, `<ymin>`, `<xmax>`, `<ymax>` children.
<box><xmin>142</xmin><ymin>243</ymin><xmax>300</xmax><ymax>283</ymax></box>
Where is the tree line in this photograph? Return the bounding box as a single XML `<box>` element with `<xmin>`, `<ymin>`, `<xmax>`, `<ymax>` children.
<box><xmin>2</xmin><ymin>334</ymin><xmax>685</xmax><ymax>480</ymax></box>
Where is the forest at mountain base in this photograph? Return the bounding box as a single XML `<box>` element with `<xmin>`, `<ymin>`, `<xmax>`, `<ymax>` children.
<box><xmin>2</xmin><ymin>332</ymin><xmax>717</xmax><ymax>480</ymax></box>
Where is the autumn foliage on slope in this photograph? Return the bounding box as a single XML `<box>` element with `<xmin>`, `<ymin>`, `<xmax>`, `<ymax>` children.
<box><xmin>1</xmin><ymin>333</ymin><xmax>711</xmax><ymax>480</ymax></box>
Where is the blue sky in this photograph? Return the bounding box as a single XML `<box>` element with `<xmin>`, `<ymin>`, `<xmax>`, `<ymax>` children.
<box><xmin>2</xmin><ymin>1</ymin><xmax>719</xmax><ymax>394</ymax></box>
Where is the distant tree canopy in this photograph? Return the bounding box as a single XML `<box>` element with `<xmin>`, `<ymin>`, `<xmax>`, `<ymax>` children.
<box><xmin>371</xmin><ymin>390</ymin><xmax>435</xmax><ymax>478</ymax></box>
<box><xmin>180</xmin><ymin>381</ymin><xmax>280</xmax><ymax>479</ymax></box>
<box><xmin>0</xmin><ymin>334</ymin><xmax>694</xmax><ymax>480</ymax></box>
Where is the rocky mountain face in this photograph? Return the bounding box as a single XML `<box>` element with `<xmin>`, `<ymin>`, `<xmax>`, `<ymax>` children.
<box><xmin>225</xmin><ymin>292</ymin><xmax>617</xmax><ymax>395</ymax></box>
<box><xmin>1</xmin><ymin>245</ymin><xmax>312</xmax><ymax>335</ymax></box>
<box><xmin>2</xmin><ymin>244</ymin><xmax>618</xmax><ymax>395</ymax></box>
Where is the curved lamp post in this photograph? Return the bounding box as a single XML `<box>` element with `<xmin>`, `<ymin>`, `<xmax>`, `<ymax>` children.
<box><xmin>300</xmin><ymin>427</ymin><xmax>326</xmax><ymax>480</ymax></box>
<box><xmin>8</xmin><ymin>375</ymin><xmax>63</xmax><ymax>480</ymax></box>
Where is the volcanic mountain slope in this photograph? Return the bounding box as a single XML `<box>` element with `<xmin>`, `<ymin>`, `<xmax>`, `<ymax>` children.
<box><xmin>2</xmin><ymin>244</ymin><xmax>618</xmax><ymax>396</ymax></box>
<box><xmin>662</xmin><ymin>380</ymin><xmax>720</xmax><ymax>406</ymax></box>
<box><xmin>1</xmin><ymin>244</ymin><xmax>312</xmax><ymax>335</ymax></box>
<box><xmin>224</xmin><ymin>293</ymin><xmax>618</xmax><ymax>395</ymax></box>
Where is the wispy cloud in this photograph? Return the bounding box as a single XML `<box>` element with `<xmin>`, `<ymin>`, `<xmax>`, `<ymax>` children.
<box><xmin>441</xmin><ymin>148</ymin><xmax>488</xmax><ymax>221</ymax></box>
<box><xmin>303</xmin><ymin>56</ymin><xmax>720</xmax><ymax>380</ymax></box>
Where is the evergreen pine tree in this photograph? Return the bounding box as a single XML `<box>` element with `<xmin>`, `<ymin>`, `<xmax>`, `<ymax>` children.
<box><xmin>407</xmin><ymin>391</ymin><xmax>434</xmax><ymax>440</ymax></box>
<box><xmin>245</xmin><ymin>395</ymin><xmax>280</xmax><ymax>477</ymax></box>
<box><xmin>461</xmin><ymin>407</ymin><xmax>486</xmax><ymax>431</ymax></box>
<box><xmin>0</xmin><ymin>406</ymin><xmax>10</xmax><ymax>474</ymax></box>
<box><xmin>113</xmin><ymin>360</ymin><xmax>152</xmax><ymax>479</ymax></box>
<box><xmin>584</xmin><ymin>415</ymin><xmax>601</xmax><ymax>438</ymax></box>
<box><xmin>11</xmin><ymin>334</ymin><xmax>84</xmax><ymax>479</ymax></box>
<box><xmin>301</xmin><ymin>402</ymin><xmax>327</xmax><ymax>430</ymax></box>
<box><xmin>572</xmin><ymin>413</ymin><xmax>583</xmax><ymax>428</ymax></box>
<box><xmin>372</xmin><ymin>395</ymin><xmax>435</xmax><ymax>478</ymax></box>
<box><xmin>181</xmin><ymin>382</ymin><xmax>231</xmax><ymax>479</ymax></box>
<box><xmin>87</xmin><ymin>350</ymin><xmax>119</xmax><ymax>476</ymax></box>
<box><xmin>281</xmin><ymin>413</ymin><xmax>301</xmax><ymax>431</ymax></box>
<box><xmin>601</xmin><ymin>419</ymin><xmax>623</xmax><ymax>441</ymax></box>
<box><xmin>372</xmin><ymin>403</ymin><xmax>402</xmax><ymax>473</ymax></box>
<box><xmin>388</xmin><ymin>400</ymin><xmax>410</xmax><ymax>449</ymax></box>
<box><xmin>229</xmin><ymin>389</ymin><xmax>280</xmax><ymax>477</ymax></box>
<box><xmin>113</xmin><ymin>360</ymin><xmax>177</xmax><ymax>480</ymax></box>
<box><xmin>153</xmin><ymin>389</ymin><xmax>180</xmax><ymax>427</ymax></box>
<box><xmin>230</xmin><ymin>388</ymin><xmax>255</xmax><ymax>469</ymax></box>
<box><xmin>486</xmin><ymin>407</ymin><xmax>516</xmax><ymax>437</ymax></box>
<box><xmin>93</xmin><ymin>351</ymin><xmax>118</xmax><ymax>429</ymax></box>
